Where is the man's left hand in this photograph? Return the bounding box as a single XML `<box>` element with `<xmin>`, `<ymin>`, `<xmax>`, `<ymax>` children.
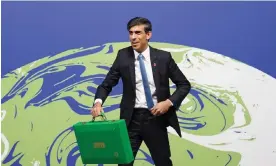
<box><xmin>150</xmin><ymin>99</ymin><xmax>172</xmax><ymax>116</ymax></box>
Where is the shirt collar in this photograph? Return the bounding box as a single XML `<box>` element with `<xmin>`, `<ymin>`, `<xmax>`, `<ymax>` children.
<box><xmin>134</xmin><ymin>46</ymin><xmax>150</xmax><ymax>62</ymax></box>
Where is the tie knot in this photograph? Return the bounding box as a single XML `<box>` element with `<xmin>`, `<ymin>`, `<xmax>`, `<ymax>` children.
<box><xmin>138</xmin><ymin>54</ymin><xmax>144</xmax><ymax>60</ymax></box>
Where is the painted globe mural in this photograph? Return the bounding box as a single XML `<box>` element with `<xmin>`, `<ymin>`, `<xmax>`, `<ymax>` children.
<box><xmin>1</xmin><ymin>42</ymin><xmax>276</xmax><ymax>166</ymax></box>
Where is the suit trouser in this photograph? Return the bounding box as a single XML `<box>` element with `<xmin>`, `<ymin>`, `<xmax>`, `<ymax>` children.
<box><xmin>119</xmin><ymin>108</ymin><xmax>172</xmax><ymax>166</ymax></box>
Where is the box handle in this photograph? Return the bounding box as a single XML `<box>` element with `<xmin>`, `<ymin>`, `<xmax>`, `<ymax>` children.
<box><xmin>92</xmin><ymin>110</ymin><xmax>107</xmax><ymax>122</ymax></box>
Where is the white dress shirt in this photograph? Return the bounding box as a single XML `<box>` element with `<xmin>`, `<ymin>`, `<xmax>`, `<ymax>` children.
<box><xmin>133</xmin><ymin>46</ymin><xmax>157</xmax><ymax>108</ymax></box>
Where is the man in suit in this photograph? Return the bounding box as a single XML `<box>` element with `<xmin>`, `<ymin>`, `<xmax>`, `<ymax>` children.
<box><xmin>91</xmin><ymin>17</ymin><xmax>191</xmax><ymax>166</ymax></box>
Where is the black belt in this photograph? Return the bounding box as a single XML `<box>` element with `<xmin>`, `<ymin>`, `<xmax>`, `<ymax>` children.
<box><xmin>134</xmin><ymin>108</ymin><xmax>149</xmax><ymax>112</ymax></box>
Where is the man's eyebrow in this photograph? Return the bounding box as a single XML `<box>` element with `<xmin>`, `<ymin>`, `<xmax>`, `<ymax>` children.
<box><xmin>129</xmin><ymin>30</ymin><xmax>142</xmax><ymax>33</ymax></box>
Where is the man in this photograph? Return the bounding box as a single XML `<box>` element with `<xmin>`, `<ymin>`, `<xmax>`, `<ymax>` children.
<box><xmin>91</xmin><ymin>17</ymin><xmax>191</xmax><ymax>166</ymax></box>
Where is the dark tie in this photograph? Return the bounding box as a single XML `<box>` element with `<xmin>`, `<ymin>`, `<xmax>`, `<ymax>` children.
<box><xmin>138</xmin><ymin>54</ymin><xmax>154</xmax><ymax>109</ymax></box>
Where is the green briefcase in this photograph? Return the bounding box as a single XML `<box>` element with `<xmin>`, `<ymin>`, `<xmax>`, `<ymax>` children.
<box><xmin>73</xmin><ymin>111</ymin><xmax>134</xmax><ymax>164</ymax></box>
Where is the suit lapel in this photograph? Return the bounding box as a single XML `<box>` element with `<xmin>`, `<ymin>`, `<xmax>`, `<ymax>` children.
<box><xmin>128</xmin><ymin>47</ymin><xmax>136</xmax><ymax>91</ymax></box>
<box><xmin>149</xmin><ymin>46</ymin><xmax>160</xmax><ymax>98</ymax></box>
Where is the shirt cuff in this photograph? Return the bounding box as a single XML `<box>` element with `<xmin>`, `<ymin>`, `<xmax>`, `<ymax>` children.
<box><xmin>94</xmin><ymin>99</ymin><xmax>103</xmax><ymax>105</ymax></box>
<box><xmin>168</xmin><ymin>99</ymin><xmax>174</xmax><ymax>106</ymax></box>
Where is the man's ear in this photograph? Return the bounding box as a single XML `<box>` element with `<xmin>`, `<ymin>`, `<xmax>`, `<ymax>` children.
<box><xmin>146</xmin><ymin>31</ymin><xmax>152</xmax><ymax>40</ymax></box>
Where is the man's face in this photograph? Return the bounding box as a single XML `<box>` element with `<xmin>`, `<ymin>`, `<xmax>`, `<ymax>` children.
<box><xmin>129</xmin><ymin>25</ymin><xmax>152</xmax><ymax>53</ymax></box>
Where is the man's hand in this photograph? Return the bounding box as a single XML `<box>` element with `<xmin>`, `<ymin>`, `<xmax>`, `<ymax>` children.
<box><xmin>150</xmin><ymin>99</ymin><xmax>172</xmax><ymax>116</ymax></box>
<box><xmin>91</xmin><ymin>102</ymin><xmax>102</xmax><ymax>117</ymax></box>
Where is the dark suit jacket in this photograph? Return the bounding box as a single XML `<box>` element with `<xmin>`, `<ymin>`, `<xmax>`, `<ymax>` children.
<box><xmin>95</xmin><ymin>46</ymin><xmax>191</xmax><ymax>137</ymax></box>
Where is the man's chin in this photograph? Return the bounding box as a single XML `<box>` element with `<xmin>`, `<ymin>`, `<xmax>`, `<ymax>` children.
<box><xmin>132</xmin><ymin>45</ymin><xmax>140</xmax><ymax>51</ymax></box>
<box><xmin>131</xmin><ymin>44</ymin><xmax>146</xmax><ymax>53</ymax></box>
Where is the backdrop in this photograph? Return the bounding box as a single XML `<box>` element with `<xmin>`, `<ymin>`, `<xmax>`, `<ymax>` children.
<box><xmin>1</xmin><ymin>1</ymin><xmax>276</xmax><ymax>166</ymax></box>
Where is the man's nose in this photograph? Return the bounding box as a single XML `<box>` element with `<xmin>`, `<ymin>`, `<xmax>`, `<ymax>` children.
<box><xmin>130</xmin><ymin>33</ymin><xmax>137</xmax><ymax>40</ymax></box>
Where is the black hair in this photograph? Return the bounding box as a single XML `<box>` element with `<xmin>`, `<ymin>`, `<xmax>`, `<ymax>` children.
<box><xmin>127</xmin><ymin>17</ymin><xmax>152</xmax><ymax>33</ymax></box>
